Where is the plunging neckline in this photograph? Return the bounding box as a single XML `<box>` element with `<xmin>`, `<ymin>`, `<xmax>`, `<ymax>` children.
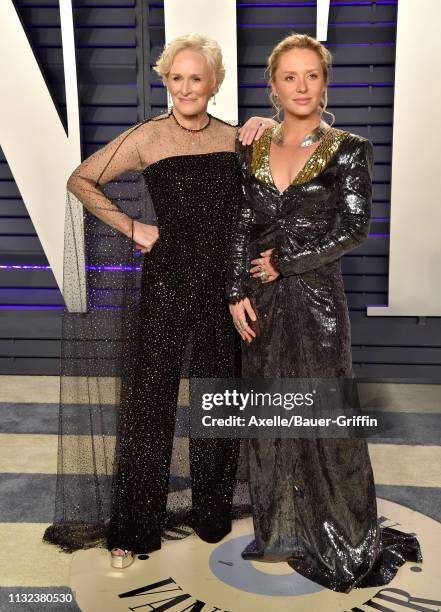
<box><xmin>267</xmin><ymin>126</ymin><xmax>331</xmax><ymax>196</ymax></box>
<box><xmin>249</xmin><ymin>126</ymin><xmax>349</xmax><ymax>194</ymax></box>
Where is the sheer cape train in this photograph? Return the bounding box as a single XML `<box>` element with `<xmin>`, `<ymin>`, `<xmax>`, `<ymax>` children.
<box><xmin>43</xmin><ymin>111</ymin><xmax>249</xmax><ymax>553</ymax></box>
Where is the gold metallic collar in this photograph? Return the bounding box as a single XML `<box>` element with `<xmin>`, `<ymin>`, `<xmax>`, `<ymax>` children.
<box><xmin>250</xmin><ymin>125</ymin><xmax>349</xmax><ymax>191</ymax></box>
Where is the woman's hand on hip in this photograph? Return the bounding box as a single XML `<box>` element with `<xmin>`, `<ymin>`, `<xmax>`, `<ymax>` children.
<box><xmin>250</xmin><ymin>249</ymin><xmax>280</xmax><ymax>283</ymax></box>
<box><xmin>229</xmin><ymin>298</ymin><xmax>257</xmax><ymax>343</ymax></box>
<box><xmin>238</xmin><ymin>117</ymin><xmax>278</xmax><ymax>146</ymax></box>
<box><xmin>133</xmin><ymin>220</ymin><xmax>159</xmax><ymax>253</ymax></box>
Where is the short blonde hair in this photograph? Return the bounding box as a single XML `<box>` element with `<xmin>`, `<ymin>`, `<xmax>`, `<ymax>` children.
<box><xmin>153</xmin><ymin>33</ymin><xmax>225</xmax><ymax>92</ymax></box>
<box><xmin>267</xmin><ymin>33</ymin><xmax>335</xmax><ymax>125</ymax></box>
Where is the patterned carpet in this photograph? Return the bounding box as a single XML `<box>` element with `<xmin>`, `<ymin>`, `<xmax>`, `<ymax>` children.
<box><xmin>0</xmin><ymin>376</ymin><xmax>440</xmax><ymax>611</ymax></box>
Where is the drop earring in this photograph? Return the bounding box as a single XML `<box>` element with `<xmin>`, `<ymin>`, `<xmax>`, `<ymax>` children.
<box><xmin>167</xmin><ymin>90</ymin><xmax>171</xmax><ymax>105</ymax></box>
<box><xmin>212</xmin><ymin>94</ymin><xmax>216</xmax><ymax>106</ymax></box>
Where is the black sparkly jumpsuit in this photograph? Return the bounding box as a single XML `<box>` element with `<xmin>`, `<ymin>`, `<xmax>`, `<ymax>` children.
<box><xmin>63</xmin><ymin>112</ymin><xmax>242</xmax><ymax>554</ymax></box>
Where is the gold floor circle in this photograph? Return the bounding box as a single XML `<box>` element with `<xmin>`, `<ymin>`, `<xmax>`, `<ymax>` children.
<box><xmin>70</xmin><ymin>498</ymin><xmax>441</xmax><ymax>611</ymax></box>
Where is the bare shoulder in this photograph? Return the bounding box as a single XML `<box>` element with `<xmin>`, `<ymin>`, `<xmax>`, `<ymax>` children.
<box><xmin>211</xmin><ymin>115</ymin><xmax>238</xmax><ymax>141</ymax></box>
<box><xmin>121</xmin><ymin>112</ymin><xmax>170</xmax><ymax>144</ymax></box>
<box><xmin>150</xmin><ymin>111</ymin><xmax>171</xmax><ymax>123</ymax></box>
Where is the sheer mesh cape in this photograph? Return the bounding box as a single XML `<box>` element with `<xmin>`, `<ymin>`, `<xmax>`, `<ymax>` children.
<box><xmin>43</xmin><ymin>112</ymin><xmax>249</xmax><ymax>553</ymax></box>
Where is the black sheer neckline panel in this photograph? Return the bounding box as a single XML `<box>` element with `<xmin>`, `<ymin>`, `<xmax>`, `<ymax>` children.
<box><xmin>42</xmin><ymin>110</ymin><xmax>246</xmax><ymax>554</ymax></box>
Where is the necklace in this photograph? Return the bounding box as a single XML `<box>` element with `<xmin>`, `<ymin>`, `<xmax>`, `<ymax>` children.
<box><xmin>273</xmin><ymin>119</ymin><xmax>330</xmax><ymax>147</ymax></box>
<box><xmin>170</xmin><ymin>108</ymin><xmax>211</xmax><ymax>133</ymax></box>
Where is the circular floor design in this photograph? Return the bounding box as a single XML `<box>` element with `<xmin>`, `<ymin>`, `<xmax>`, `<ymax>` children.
<box><xmin>70</xmin><ymin>498</ymin><xmax>441</xmax><ymax>611</ymax></box>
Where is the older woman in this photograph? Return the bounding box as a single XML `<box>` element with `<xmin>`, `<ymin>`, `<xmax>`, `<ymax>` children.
<box><xmin>227</xmin><ymin>33</ymin><xmax>422</xmax><ymax>592</ymax></box>
<box><xmin>43</xmin><ymin>34</ymin><xmax>275</xmax><ymax>568</ymax></box>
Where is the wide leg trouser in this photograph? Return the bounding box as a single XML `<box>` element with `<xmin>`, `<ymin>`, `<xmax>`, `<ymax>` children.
<box><xmin>106</xmin><ymin>272</ymin><xmax>240</xmax><ymax>553</ymax></box>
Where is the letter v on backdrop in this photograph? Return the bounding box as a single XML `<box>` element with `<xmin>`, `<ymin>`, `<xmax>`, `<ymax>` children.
<box><xmin>0</xmin><ymin>0</ymin><xmax>86</xmax><ymax>311</ymax></box>
<box><xmin>0</xmin><ymin>0</ymin><xmax>440</xmax><ymax>315</ymax></box>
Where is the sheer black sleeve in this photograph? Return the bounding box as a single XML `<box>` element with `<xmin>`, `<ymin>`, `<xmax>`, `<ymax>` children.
<box><xmin>275</xmin><ymin>137</ymin><xmax>374</xmax><ymax>276</ymax></box>
<box><xmin>66</xmin><ymin>124</ymin><xmax>145</xmax><ymax>238</ymax></box>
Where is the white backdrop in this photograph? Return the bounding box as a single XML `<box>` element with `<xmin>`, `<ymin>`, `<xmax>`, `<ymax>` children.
<box><xmin>164</xmin><ymin>0</ymin><xmax>238</xmax><ymax>125</ymax></box>
<box><xmin>367</xmin><ymin>0</ymin><xmax>441</xmax><ymax>316</ymax></box>
<box><xmin>0</xmin><ymin>0</ymin><xmax>439</xmax><ymax>315</ymax></box>
<box><xmin>0</xmin><ymin>0</ymin><xmax>82</xmax><ymax>310</ymax></box>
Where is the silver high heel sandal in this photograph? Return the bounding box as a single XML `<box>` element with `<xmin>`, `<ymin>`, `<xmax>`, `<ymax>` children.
<box><xmin>110</xmin><ymin>548</ymin><xmax>135</xmax><ymax>569</ymax></box>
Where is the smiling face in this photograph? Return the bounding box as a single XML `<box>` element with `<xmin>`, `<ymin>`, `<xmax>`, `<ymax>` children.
<box><xmin>270</xmin><ymin>47</ymin><xmax>326</xmax><ymax>119</ymax></box>
<box><xmin>167</xmin><ymin>48</ymin><xmax>217</xmax><ymax>117</ymax></box>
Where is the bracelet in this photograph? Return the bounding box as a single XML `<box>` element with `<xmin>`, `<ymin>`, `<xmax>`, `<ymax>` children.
<box><xmin>228</xmin><ymin>293</ymin><xmax>249</xmax><ymax>305</ymax></box>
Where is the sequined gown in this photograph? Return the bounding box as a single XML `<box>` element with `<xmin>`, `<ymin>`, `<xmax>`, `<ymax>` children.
<box><xmin>226</xmin><ymin>126</ymin><xmax>422</xmax><ymax>592</ymax></box>
<box><xmin>64</xmin><ymin>112</ymin><xmax>242</xmax><ymax>554</ymax></box>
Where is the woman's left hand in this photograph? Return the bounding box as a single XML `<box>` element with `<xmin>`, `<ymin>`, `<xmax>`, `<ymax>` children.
<box><xmin>238</xmin><ymin>117</ymin><xmax>278</xmax><ymax>146</ymax></box>
<box><xmin>250</xmin><ymin>249</ymin><xmax>280</xmax><ymax>284</ymax></box>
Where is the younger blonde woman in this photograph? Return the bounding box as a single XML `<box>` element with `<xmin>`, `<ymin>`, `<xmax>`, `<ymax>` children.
<box><xmin>227</xmin><ymin>33</ymin><xmax>422</xmax><ymax>592</ymax></box>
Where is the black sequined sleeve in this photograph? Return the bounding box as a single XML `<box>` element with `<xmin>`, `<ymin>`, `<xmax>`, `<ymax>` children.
<box><xmin>226</xmin><ymin>141</ymin><xmax>254</xmax><ymax>303</ymax></box>
<box><xmin>275</xmin><ymin>137</ymin><xmax>374</xmax><ymax>277</ymax></box>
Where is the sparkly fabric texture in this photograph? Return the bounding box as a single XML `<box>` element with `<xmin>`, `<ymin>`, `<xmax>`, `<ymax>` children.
<box><xmin>43</xmin><ymin>111</ymin><xmax>246</xmax><ymax>554</ymax></box>
<box><xmin>226</xmin><ymin>129</ymin><xmax>422</xmax><ymax>592</ymax></box>
<box><xmin>251</xmin><ymin>125</ymin><xmax>348</xmax><ymax>187</ymax></box>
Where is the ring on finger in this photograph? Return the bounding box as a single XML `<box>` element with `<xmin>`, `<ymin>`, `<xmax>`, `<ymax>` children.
<box><xmin>260</xmin><ymin>271</ymin><xmax>268</xmax><ymax>282</ymax></box>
